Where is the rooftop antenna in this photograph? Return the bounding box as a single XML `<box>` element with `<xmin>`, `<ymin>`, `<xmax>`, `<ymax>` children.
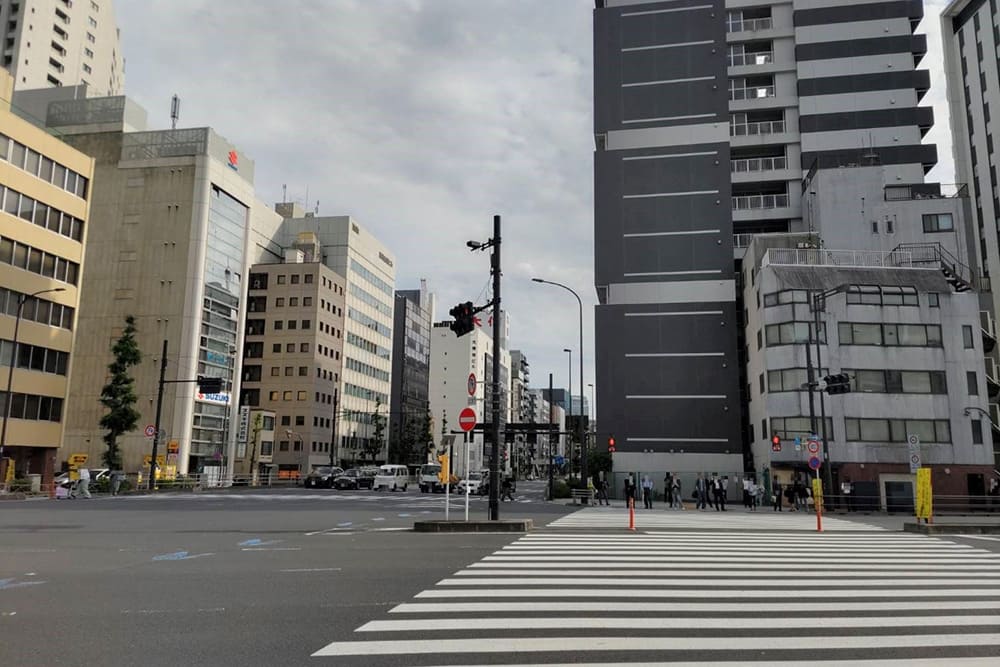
<box><xmin>282</xmin><ymin>184</ymin><xmax>287</xmax><ymax>204</ymax></box>
<box><xmin>170</xmin><ymin>94</ymin><xmax>180</xmax><ymax>130</ymax></box>
<box><xmin>314</xmin><ymin>200</ymin><xmax>320</xmax><ymax>215</ymax></box>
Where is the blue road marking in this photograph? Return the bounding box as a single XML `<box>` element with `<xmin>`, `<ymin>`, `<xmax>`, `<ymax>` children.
<box><xmin>238</xmin><ymin>539</ymin><xmax>262</xmax><ymax>547</ymax></box>
<box><xmin>0</xmin><ymin>578</ymin><xmax>46</xmax><ymax>590</ymax></box>
<box><xmin>152</xmin><ymin>551</ymin><xmax>189</xmax><ymax>561</ymax></box>
<box><xmin>337</xmin><ymin>522</ymin><xmax>353</xmax><ymax>527</ymax></box>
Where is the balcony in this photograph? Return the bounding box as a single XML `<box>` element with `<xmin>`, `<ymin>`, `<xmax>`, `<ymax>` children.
<box><xmin>731</xmin><ymin>156</ymin><xmax>787</xmax><ymax>174</ymax></box>
<box><xmin>985</xmin><ymin>357</ymin><xmax>1000</xmax><ymax>399</ymax></box>
<box><xmin>732</xmin><ymin>193</ymin><xmax>788</xmax><ymax>210</ymax></box>
<box><xmin>990</xmin><ymin>404</ymin><xmax>1000</xmax><ymax>435</ymax></box>
<box><xmin>727</xmin><ymin>17</ymin><xmax>773</xmax><ymax>33</ymax></box>
<box><xmin>884</xmin><ymin>183</ymin><xmax>968</xmax><ymax>201</ymax></box>
<box><xmin>730</xmin><ymin>119</ymin><xmax>785</xmax><ymax>136</ymax></box>
<box><xmin>729</xmin><ymin>85</ymin><xmax>775</xmax><ymax>101</ymax></box>
<box><xmin>728</xmin><ymin>51</ymin><xmax>774</xmax><ymax>67</ymax></box>
<box><xmin>762</xmin><ymin>247</ymin><xmax>913</xmax><ymax>269</ymax></box>
<box><xmin>983</xmin><ymin>310</ymin><xmax>998</xmax><ymax>354</ymax></box>
<box><xmin>734</xmin><ymin>233</ymin><xmax>755</xmax><ymax>249</ymax></box>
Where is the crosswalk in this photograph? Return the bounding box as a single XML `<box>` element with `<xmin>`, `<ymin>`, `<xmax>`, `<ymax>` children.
<box><xmin>548</xmin><ymin>506</ymin><xmax>886</xmax><ymax>531</ymax></box>
<box><xmin>126</xmin><ymin>491</ymin><xmax>534</xmax><ymax>504</ymax></box>
<box><xmin>312</xmin><ymin>529</ymin><xmax>1000</xmax><ymax>665</ymax></box>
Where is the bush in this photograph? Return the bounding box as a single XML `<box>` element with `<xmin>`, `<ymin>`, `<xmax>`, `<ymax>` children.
<box><xmin>552</xmin><ymin>479</ymin><xmax>571</xmax><ymax>498</ymax></box>
<box><xmin>8</xmin><ymin>478</ymin><xmax>31</xmax><ymax>492</ymax></box>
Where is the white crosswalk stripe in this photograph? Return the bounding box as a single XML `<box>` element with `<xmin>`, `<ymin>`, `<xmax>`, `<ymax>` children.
<box><xmin>548</xmin><ymin>506</ymin><xmax>886</xmax><ymax>531</ymax></box>
<box><xmin>312</xmin><ymin>530</ymin><xmax>1000</xmax><ymax>665</ymax></box>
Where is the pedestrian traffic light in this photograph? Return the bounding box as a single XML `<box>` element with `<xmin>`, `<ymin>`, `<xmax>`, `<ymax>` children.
<box><xmin>437</xmin><ymin>453</ymin><xmax>449</xmax><ymax>484</ymax></box>
<box><xmin>197</xmin><ymin>376</ymin><xmax>223</xmax><ymax>394</ymax></box>
<box><xmin>449</xmin><ymin>301</ymin><xmax>476</xmax><ymax>337</ymax></box>
<box><xmin>608</xmin><ymin>435</ymin><xmax>616</xmax><ymax>453</ymax></box>
<box><xmin>771</xmin><ymin>434</ymin><xmax>781</xmax><ymax>452</ymax></box>
<box><xmin>823</xmin><ymin>372</ymin><xmax>851</xmax><ymax>395</ymax></box>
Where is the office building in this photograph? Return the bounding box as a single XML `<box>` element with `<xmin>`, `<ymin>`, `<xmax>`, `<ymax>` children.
<box><xmin>275</xmin><ymin>207</ymin><xmax>396</xmax><ymax>465</ymax></box>
<box><xmin>10</xmin><ymin>88</ymin><xmax>285</xmax><ymax>479</ymax></box>
<box><xmin>241</xmin><ymin>238</ymin><xmax>346</xmax><ymax>478</ymax></box>
<box><xmin>593</xmin><ymin>0</ymin><xmax>937</xmax><ymax>477</ymax></box>
<box><xmin>389</xmin><ymin>281</ymin><xmax>434</xmax><ymax>465</ymax></box>
<box><xmin>1</xmin><ymin>0</ymin><xmax>124</xmax><ymax>95</ymax></box>
<box><xmin>0</xmin><ymin>69</ymin><xmax>92</xmax><ymax>487</ymax></box>
<box><xmin>510</xmin><ymin>350</ymin><xmax>530</xmax><ymax>423</ymax></box>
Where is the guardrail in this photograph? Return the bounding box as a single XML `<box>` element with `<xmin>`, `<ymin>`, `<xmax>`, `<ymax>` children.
<box><xmin>728</xmin><ymin>51</ymin><xmax>774</xmax><ymax>67</ymax></box>
<box><xmin>763</xmin><ymin>247</ymin><xmax>912</xmax><ymax>268</ymax></box>
<box><xmin>732</xmin><ymin>193</ymin><xmax>789</xmax><ymax>210</ymax></box>
<box><xmin>732</xmin><ymin>156</ymin><xmax>787</xmax><ymax>173</ymax></box>
<box><xmin>730</xmin><ymin>120</ymin><xmax>785</xmax><ymax>136</ymax></box>
<box><xmin>729</xmin><ymin>85</ymin><xmax>775</xmax><ymax>101</ymax></box>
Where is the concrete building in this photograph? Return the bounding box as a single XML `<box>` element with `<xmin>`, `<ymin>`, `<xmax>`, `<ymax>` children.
<box><xmin>240</xmin><ymin>239</ymin><xmax>346</xmax><ymax>478</ymax></box>
<box><xmin>274</xmin><ymin>206</ymin><xmax>396</xmax><ymax>465</ymax></box>
<box><xmin>0</xmin><ymin>69</ymin><xmax>92</xmax><ymax>487</ymax></box>
<box><xmin>428</xmin><ymin>320</ymin><xmax>511</xmax><ymax>475</ymax></box>
<box><xmin>509</xmin><ymin>350</ymin><xmax>530</xmax><ymax>423</ymax></box>
<box><xmin>10</xmin><ymin>88</ymin><xmax>285</xmax><ymax>479</ymax></box>
<box><xmin>389</xmin><ymin>280</ymin><xmax>434</xmax><ymax>465</ymax></box>
<box><xmin>525</xmin><ymin>387</ymin><xmax>566</xmax><ymax>477</ymax></box>
<box><xmin>593</xmin><ymin>0</ymin><xmax>938</xmax><ymax>478</ymax></box>
<box><xmin>744</xmin><ymin>232</ymin><xmax>995</xmax><ymax>505</ymax></box>
<box><xmin>1</xmin><ymin>0</ymin><xmax>124</xmax><ymax>96</ymax></box>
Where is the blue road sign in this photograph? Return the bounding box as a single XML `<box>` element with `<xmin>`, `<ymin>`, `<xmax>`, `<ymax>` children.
<box><xmin>808</xmin><ymin>456</ymin><xmax>822</xmax><ymax>470</ymax></box>
<box><xmin>554</xmin><ymin>456</ymin><xmax>565</xmax><ymax>466</ymax></box>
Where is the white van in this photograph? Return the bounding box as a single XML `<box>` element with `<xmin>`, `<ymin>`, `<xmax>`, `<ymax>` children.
<box><xmin>373</xmin><ymin>464</ymin><xmax>410</xmax><ymax>492</ymax></box>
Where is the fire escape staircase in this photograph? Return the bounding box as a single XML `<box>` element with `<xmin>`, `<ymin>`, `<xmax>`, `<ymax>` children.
<box><xmin>893</xmin><ymin>242</ymin><xmax>975</xmax><ymax>293</ymax></box>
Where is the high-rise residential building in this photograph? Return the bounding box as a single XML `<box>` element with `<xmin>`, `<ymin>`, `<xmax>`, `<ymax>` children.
<box><xmin>241</xmin><ymin>239</ymin><xmax>347</xmax><ymax>478</ymax></box>
<box><xmin>274</xmin><ymin>206</ymin><xmax>396</xmax><ymax>465</ymax></box>
<box><xmin>509</xmin><ymin>350</ymin><xmax>530</xmax><ymax>423</ymax></box>
<box><xmin>942</xmin><ymin>0</ymin><xmax>1000</xmax><ymax>337</ymax></box>
<box><xmin>593</xmin><ymin>0</ymin><xmax>937</xmax><ymax>478</ymax></box>
<box><xmin>389</xmin><ymin>280</ymin><xmax>434</xmax><ymax>465</ymax></box>
<box><xmin>11</xmin><ymin>88</ymin><xmax>285</xmax><ymax>480</ymax></box>
<box><xmin>0</xmin><ymin>0</ymin><xmax>124</xmax><ymax>96</ymax></box>
<box><xmin>0</xmin><ymin>69</ymin><xmax>92</xmax><ymax>487</ymax></box>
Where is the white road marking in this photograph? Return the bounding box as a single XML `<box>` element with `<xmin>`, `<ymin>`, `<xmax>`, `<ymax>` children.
<box><xmin>435</xmin><ymin>577</ymin><xmax>999</xmax><ymax>587</ymax></box>
<box><xmin>279</xmin><ymin>568</ymin><xmax>342</xmax><ymax>573</ymax></box>
<box><xmin>416</xmin><ymin>587</ymin><xmax>1000</xmax><ymax>599</ymax></box>
<box><xmin>241</xmin><ymin>547</ymin><xmax>302</xmax><ymax>552</ymax></box>
<box><xmin>390</xmin><ymin>600</ymin><xmax>1000</xmax><ymax>613</ymax></box>
<box><xmin>454</xmin><ymin>568</ymin><xmax>1000</xmax><ymax>578</ymax></box>
<box><xmin>312</xmin><ymin>633</ymin><xmax>1000</xmax><ymax>657</ymax></box>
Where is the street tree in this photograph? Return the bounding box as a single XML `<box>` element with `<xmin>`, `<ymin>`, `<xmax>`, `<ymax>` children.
<box><xmin>363</xmin><ymin>400</ymin><xmax>386</xmax><ymax>463</ymax></box>
<box><xmin>99</xmin><ymin>315</ymin><xmax>142</xmax><ymax>469</ymax></box>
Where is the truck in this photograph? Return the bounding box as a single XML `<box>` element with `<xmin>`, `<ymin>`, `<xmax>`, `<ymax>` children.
<box><xmin>418</xmin><ymin>463</ymin><xmax>444</xmax><ymax>493</ymax></box>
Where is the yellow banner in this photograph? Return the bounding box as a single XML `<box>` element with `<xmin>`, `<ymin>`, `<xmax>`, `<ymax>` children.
<box><xmin>811</xmin><ymin>478</ymin><xmax>824</xmax><ymax>513</ymax></box>
<box><xmin>69</xmin><ymin>453</ymin><xmax>88</xmax><ymax>466</ymax></box>
<box><xmin>916</xmin><ymin>467</ymin><xmax>932</xmax><ymax>520</ymax></box>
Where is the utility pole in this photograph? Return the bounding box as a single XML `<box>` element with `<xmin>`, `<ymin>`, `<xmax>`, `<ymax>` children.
<box><xmin>329</xmin><ymin>388</ymin><xmax>339</xmax><ymax>468</ymax></box>
<box><xmin>548</xmin><ymin>372</ymin><xmax>554</xmax><ymax>501</ymax></box>
<box><xmin>149</xmin><ymin>339</ymin><xmax>168</xmax><ymax>491</ymax></box>
<box><xmin>488</xmin><ymin>214</ymin><xmax>502</xmax><ymax>521</ymax></box>
<box><xmin>813</xmin><ymin>294</ymin><xmax>834</xmax><ymax>496</ymax></box>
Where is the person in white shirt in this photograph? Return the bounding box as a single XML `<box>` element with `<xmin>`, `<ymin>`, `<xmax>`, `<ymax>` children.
<box><xmin>71</xmin><ymin>468</ymin><xmax>91</xmax><ymax>499</ymax></box>
<box><xmin>641</xmin><ymin>475</ymin><xmax>654</xmax><ymax>509</ymax></box>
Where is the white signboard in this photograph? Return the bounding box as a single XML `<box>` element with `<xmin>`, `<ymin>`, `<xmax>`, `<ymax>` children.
<box><xmin>907</xmin><ymin>434</ymin><xmax>921</xmax><ymax>473</ymax></box>
<box><xmin>237</xmin><ymin>406</ymin><xmax>251</xmax><ymax>444</ymax></box>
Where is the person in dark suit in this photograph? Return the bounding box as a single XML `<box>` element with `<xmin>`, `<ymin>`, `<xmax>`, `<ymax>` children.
<box><xmin>772</xmin><ymin>478</ymin><xmax>783</xmax><ymax>511</ymax></box>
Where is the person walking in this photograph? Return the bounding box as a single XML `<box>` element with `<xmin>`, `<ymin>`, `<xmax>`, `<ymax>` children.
<box><xmin>111</xmin><ymin>471</ymin><xmax>123</xmax><ymax>496</ymax></box>
<box><xmin>664</xmin><ymin>472</ymin><xmax>673</xmax><ymax>508</ymax></box>
<box><xmin>501</xmin><ymin>477</ymin><xmax>514</xmax><ymax>502</ymax></box>
<box><xmin>641</xmin><ymin>475</ymin><xmax>654</xmax><ymax>509</ymax></box>
<box><xmin>71</xmin><ymin>467</ymin><xmax>91</xmax><ymax>499</ymax></box>
<box><xmin>742</xmin><ymin>477</ymin><xmax>753</xmax><ymax>510</ymax></box>
<box><xmin>709</xmin><ymin>474</ymin><xmax>720</xmax><ymax>511</ymax></box>
<box><xmin>842</xmin><ymin>478</ymin><xmax>854</xmax><ymax>512</ymax></box>
<box><xmin>747</xmin><ymin>478</ymin><xmax>758</xmax><ymax>511</ymax></box>
<box><xmin>624</xmin><ymin>475</ymin><xmax>636</xmax><ymax>507</ymax></box>
<box><xmin>772</xmin><ymin>478</ymin><xmax>783</xmax><ymax>511</ymax></box>
<box><xmin>595</xmin><ymin>477</ymin><xmax>610</xmax><ymax>506</ymax></box>
<box><xmin>796</xmin><ymin>480</ymin><xmax>808</xmax><ymax>511</ymax></box>
<box><xmin>671</xmin><ymin>475</ymin><xmax>683</xmax><ymax>510</ymax></box>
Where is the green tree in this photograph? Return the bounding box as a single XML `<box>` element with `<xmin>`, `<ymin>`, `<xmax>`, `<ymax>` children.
<box><xmin>364</xmin><ymin>400</ymin><xmax>386</xmax><ymax>463</ymax></box>
<box><xmin>587</xmin><ymin>449</ymin><xmax>613</xmax><ymax>480</ymax></box>
<box><xmin>99</xmin><ymin>316</ymin><xmax>142</xmax><ymax>469</ymax></box>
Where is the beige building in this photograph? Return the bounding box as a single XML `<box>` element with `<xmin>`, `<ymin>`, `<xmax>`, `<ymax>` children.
<box><xmin>1</xmin><ymin>0</ymin><xmax>124</xmax><ymax>96</ymax></box>
<box><xmin>0</xmin><ymin>69</ymin><xmax>93</xmax><ymax>486</ymax></box>
<box><xmin>10</xmin><ymin>89</ymin><xmax>284</xmax><ymax>480</ymax></box>
<box><xmin>240</xmin><ymin>236</ymin><xmax>346</xmax><ymax>477</ymax></box>
<box><xmin>275</xmin><ymin>207</ymin><xmax>396</xmax><ymax>464</ymax></box>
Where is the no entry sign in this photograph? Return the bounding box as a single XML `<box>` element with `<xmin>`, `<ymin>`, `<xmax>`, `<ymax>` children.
<box><xmin>459</xmin><ymin>407</ymin><xmax>477</xmax><ymax>432</ymax></box>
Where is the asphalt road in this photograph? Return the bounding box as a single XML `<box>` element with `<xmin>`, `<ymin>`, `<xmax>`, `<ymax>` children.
<box><xmin>0</xmin><ymin>480</ymin><xmax>567</xmax><ymax>666</ymax></box>
<box><xmin>3</xmin><ymin>482</ymin><xmax>1000</xmax><ymax>666</ymax></box>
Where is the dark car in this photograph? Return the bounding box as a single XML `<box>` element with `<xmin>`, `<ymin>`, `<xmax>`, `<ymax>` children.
<box><xmin>333</xmin><ymin>467</ymin><xmax>378</xmax><ymax>490</ymax></box>
<box><xmin>303</xmin><ymin>466</ymin><xmax>342</xmax><ymax>489</ymax></box>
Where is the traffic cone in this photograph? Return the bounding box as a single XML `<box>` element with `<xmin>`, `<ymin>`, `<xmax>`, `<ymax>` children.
<box><xmin>628</xmin><ymin>497</ymin><xmax>636</xmax><ymax>531</ymax></box>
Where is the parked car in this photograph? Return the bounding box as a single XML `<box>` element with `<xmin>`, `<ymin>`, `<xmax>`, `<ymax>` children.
<box><xmin>418</xmin><ymin>463</ymin><xmax>445</xmax><ymax>493</ymax></box>
<box><xmin>372</xmin><ymin>464</ymin><xmax>410</xmax><ymax>491</ymax></box>
<box><xmin>303</xmin><ymin>466</ymin><xmax>343</xmax><ymax>489</ymax></box>
<box><xmin>332</xmin><ymin>468</ymin><xmax>376</xmax><ymax>490</ymax></box>
<box><xmin>457</xmin><ymin>471</ymin><xmax>485</xmax><ymax>495</ymax></box>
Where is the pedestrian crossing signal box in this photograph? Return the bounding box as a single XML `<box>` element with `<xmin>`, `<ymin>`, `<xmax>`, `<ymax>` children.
<box><xmin>437</xmin><ymin>454</ymin><xmax>449</xmax><ymax>484</ymax></box>
<box><xmin>608</xmin><ymin>435</ymin><xmax>616</xmax><ymax>453</ymax></box>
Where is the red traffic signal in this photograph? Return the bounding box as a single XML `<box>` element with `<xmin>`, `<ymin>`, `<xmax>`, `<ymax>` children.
<box><xmin>608</xmin><ymin>435</ymin><xmax>616</xmax><ymax>453</ymax></box>
<box><xmin>771</xmin><ymin>434</ymin><xmax>781</xmax><ymax>452</ymax></box>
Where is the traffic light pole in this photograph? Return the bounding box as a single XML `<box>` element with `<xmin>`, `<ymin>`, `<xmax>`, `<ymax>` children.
<box><xmin>813</xmin><ymin>294</ymin><xmax>834</xmax><ymax>497</ymax></box>
<box><xmin>488</xmin><ymin>214</ymin><xmax>502</xmax><ymax>522</ymax></box>
<box><xmin>548</xmin><ymin>372</ymin><xmax>554</xmax><ymax>501</ymax></box>
<box><xmin>149</xmin><ymin>339</ymin><xmax>168</xmax><ymax>491</ymax></box>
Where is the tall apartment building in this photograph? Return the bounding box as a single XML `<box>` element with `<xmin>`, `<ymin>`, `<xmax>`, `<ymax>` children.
<box><xmin>241</xmin><ymin>239</ymin><xmax>346</xmax><ymax>478</ymax></box>
<box><xmin>275</xmin><ymin>207</ymin><xmax>396</xmax><ymax>465</ymax></box>
<box><xmin>943</xmin><ymin>0</ymin><xmax>1000</xmax><ymax>336</ymax></box>
<box><xmin>0</xmin><ymin>0</ymin><xmax>124</xmax><ymax>95</ymax></box>
<box><xmin>389</xmin><ymin>281</ymin><xmax>433</xmax><ymax>465</ymax></box>
<box><xmin>10</xmin><ymin>88</ymin><xmax>285</xmax><ymax>478</ymax></box>
<box><xmin>509</xmin><ymin>349</ymin><xmax>530</xmax><ymax>423</ymax></box>
<box><xmin>593</xmin><ymin>0</ymin><xmax>937</xmax><ymax>477</ymax></box>
<box><xmin>0</xmin><ymin>69</ymin><xmax>92</xmax><ymax>487</ymax></box>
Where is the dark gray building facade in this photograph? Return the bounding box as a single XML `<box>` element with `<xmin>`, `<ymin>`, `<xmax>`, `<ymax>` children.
<box><xmin>389</xmin><ymin>283</ymin><xmax>433</xmax><ymax>463</ymax></box>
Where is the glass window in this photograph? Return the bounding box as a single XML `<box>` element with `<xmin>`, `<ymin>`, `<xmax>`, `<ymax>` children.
<box><xmin>972</xmin><ymin>420</ymin><xmax>984</xmax><ymax>444</ymax></box>
<box><xmin>291</xmin><ymin>275</ymin><xmax>300</xmax><ymax>284</ymax></box>
<box><xmin>901</xmin><ymin>371</ymin><xmax>932</xmax><ymax>393</ymax></box>
<box><xmin>968</xmin><ymin>371</ymin><xmax>979</xmax><ymax>395</ymax></box>
<box><xmin>275</xmin><ymin>297</ymin><xmax>284</xmax><ymax>307</ymax></box>
<box><xmin>303</xmin><ymin>297</ymin><xmax>312</xmax><ymax>307</ymax></box>
<box><xmin>24</xmin><ymin>148</ymin><xmax>39</xmax><ymax>175</ymax></box>
<box><xmin>928</xmin><ymin>293</ymin><xmax>940</xmax><ymax>307</ymax></box>
<box><xmin>269</xmin><ymin>391</ymin><xmax>279</xmax><ymax>401</ymax></box>
<box><xmin>10</xmin><ymin>141</ymin><xmax>25</xmax><ymax>169</ymax></box>
<box><xmin>304</xmin><ymin>274</ymin><xmax>314</xmax><ymax>284</ymax></box>
<box><xmin>859</xmin><ymin>419</ymin><xmax>890</xmax><ymax>441</ymax></box>
<box><xmin>963</xmin><ymin>325</ymin><xmax>975</xmax><ymax>349</ymax></box>
<box><xmin>283</xmin><ymin>391</ymin><xmax>292</xmax><ymax>400</ymax></box>
<box><xmin>907</xmin><ymin>420</ymin><xmax>936</xmax><ymax>443</ymax></box>
<box><xmin>272</xmin><ymin>343</ymin><xmax>281</xmax><ymax>353</ymax></box>
<box><xmin>52</xmin><ymin>163</ymin><xmax>66</xmax><ymax>189</ymax></box>
<box><xmin>855</xmin><ymin>370</ymin><xmax>885</xmax><ymax>392</ymax></box>
<box><xmin>297</xmin><ymin>391</ymin><xmax>307</xmax><ymax>400</ymax></box>
<box><xmin>922</xmin><ymin>213</ymin><xmax>954</xmax><ymax>232</ymax></box>
<box><xmin>277</xmin><ymin>275</ymin><xmax>286</xmax><ymax>284</ymax></box>
<box><xmin>289</xmin><ymin>297</ymin><xmax>298</xmax><ymax>306</ymax></box>
<box><xmin>270</xmin><ymin>367</ymin><xmax>280</xmax><ymax>376</ymax></box>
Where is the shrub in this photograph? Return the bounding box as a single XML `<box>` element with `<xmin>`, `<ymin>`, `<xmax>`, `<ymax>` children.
<box><xmin>552</xmin><ymin>479</ymin><xmax>571</xmax><ymax>498</ymax></box>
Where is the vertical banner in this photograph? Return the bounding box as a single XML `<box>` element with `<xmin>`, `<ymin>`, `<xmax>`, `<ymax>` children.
<box><xmin>915</xmin><ymin>467</ymin><xmax>933</xmax><ymax>522</ymax></box>
<box><xmin>811</xmin><ymin>478</ymin><xmax>824</xmax><ymax>514</ymax></box>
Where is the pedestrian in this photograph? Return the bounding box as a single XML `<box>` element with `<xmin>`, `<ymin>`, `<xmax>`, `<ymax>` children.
<box><xmin>72</xmin><ymin>467</ymin><xmax>91</xmax><ymax>499</ymax></box>
<box><xmin>596</xmin><ymin>477</ymin><xmax>610</xmax><ymax>506</ymax></box>
<box><xmin>842</xmin><ymin>478</ymin><xmax>854</xmax><ymax>512</ymax></box>
<box><xmin>641</xmin><ymin>475</ymin><xmax>653</xmax><ymax>509</ymax></box>
<box><xmin>796</xmin><ymin>480</ymin><xmax>808</xmax><ymax>511</ymax></box>
<box><xmin>501</xmin><ymin>477</ymin><xmax>514</xmax><ymax>501</ymax></box>
<box><xmin>671</xmin><ymin>475</ymin><xmax>683</xmax><ymax>510</ymax></box>
<box><xmin>695</xmin><ymin>473</ymin><xmax>707</xmax><ymax>510</ymax></box>
<box><xmin>710</xmin><ymin>474</ymin><xmax>721</xmax><ymax>511</ymax></box>
<box><xmin>772</xmin><ymin>478</ymin><xmax>783</xmax><ymax>511</ymax></box>
<box><xmin>624</xmin><ymin>475</ymin><xmax>636</xmax><ymax>507</ymax></box>
<box><xmin>664</xmin><ymin>472</ymin><xmax>673</xmax><ymax>508</ymax></box>
<box><xmin>719</xmin><ymin>476</ymin><xmax>728</xmax><ymax>511</ymax></box>
<box><xmin>785</xmin><ymin>482</ymin><xmax>796</xmax><ymax>511</ymax></box>
<box><xmin>742</xmin><ymin>477</ymin><xmax>752</xmax><ymax>509</ymax></box>
<box><xmin>111</xmin><ymin>471</ymin><xmax>123</xmax><ymax>496</ymax></box>
<box><xmin>746</xmin><ymin>479</ymin><xmax>757</xmax><ymax>512</ymax></box>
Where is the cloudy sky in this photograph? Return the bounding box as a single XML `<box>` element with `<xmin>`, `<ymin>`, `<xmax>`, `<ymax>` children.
<box><xmin>114</xmin><ymin>0</ymin><xmax>959</xmax><ymax>417</ymax></box>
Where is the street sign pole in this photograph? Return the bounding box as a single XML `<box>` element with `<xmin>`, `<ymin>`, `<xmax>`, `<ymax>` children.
<box><xmin>149</xmin><ymin>339</ymin><xmax>168</xmax><ymax>491</ymax></box>
<box><xmin>465</xmin><ymin>430</ymin><xmax>470</xmax><ymax>522</ymax></box>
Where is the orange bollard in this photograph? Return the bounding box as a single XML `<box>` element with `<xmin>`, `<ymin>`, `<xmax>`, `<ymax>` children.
<box><xmin>628</xmin><ymin>497</ymin><xmax>636</xmax><ymax>531</ymax></box>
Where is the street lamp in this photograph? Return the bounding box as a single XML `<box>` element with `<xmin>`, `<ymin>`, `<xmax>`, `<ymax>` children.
<box><xmin>286</xmin><ymin>429</ymin><xmax>306</xmax><ymax>479</ymax></box>
<box><xmin>533</xmin><ymin>277</ymin><xmax>587</xmax><ymax>485</ymax></box>
<box><xmin>563</xmin><ymin>347</ymin><xmax>573</xmax><ymax>476</ymax></box>
<box><xmin>0</xmin><ymin>288</ymin><xmax>66</xmax><ymax>466</ymax></box>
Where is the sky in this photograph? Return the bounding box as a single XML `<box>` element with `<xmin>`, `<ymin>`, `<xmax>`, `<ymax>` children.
<box><xmin>113</xmin><ymin>0</ymin><xmax>960</xmax><ymax>420</ymax></box>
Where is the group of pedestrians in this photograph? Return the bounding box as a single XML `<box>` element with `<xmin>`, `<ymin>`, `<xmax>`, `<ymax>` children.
<box><xmin>770</xmin><ymin>477</ymin><xmax>810</xmax><ymax>511</ymax></box>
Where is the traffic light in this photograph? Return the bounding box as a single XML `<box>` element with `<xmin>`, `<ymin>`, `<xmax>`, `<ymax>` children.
<box><xmin>608</xmin><ymin>435</ymin><xmax>616</xmax><ymax>453</ymax></box>
<box><xmin>449</xmin><ymin>301</ymin><xmax>476</xmax><ymax>337</ymax></box>
<box><xmin>437</xmin><ymin>453</ymin><xmax>449</xmax><ymax>484</ymax></box>
<box><xmin>823</xmin><ymin>372</ymin><xmax>851</xmax><ymax>395</ymax></box>
<box><xmin>197</xmin><ymin>376</ymin><xmax>223</xmax><ymax>394</ymax></box>
<box><xmin>771</xmin><ymin>434</ymin><xmax>781</xmax><ymax>451</ymax></box>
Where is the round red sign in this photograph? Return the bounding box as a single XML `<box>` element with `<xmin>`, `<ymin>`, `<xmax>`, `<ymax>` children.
<box><xmin>459</xmin><ymin>407</ymin><xmax>477</xmax><ymax>432</ymax></box>
<box><xmin>468</xmin><ymin>373</ymin><xmax>476</xmax><ymax>396</ymax></box>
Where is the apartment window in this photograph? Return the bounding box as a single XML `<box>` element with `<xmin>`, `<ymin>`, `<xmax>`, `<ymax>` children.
<box><xmin>84</xmin><ymin>47</ymin><xmax>94</xmax><ymax>58</ymax></box>
<box><xmin>280</xmin><ymin>415</ymin><xmax>291</xmax><ymax>426</ymax></box>
<box><xmin>275</xmin><ymin>297</ymin><xmax>284</xmax><ymax>307</ymax></box>
<box><xmin>765</xmin><ymin>322</ymin><xmax>825</xmax><ymax>346</ymax></box>
<box><xmin>269</xmin><ymin>391</ymin><xmax>279</xmax><ymax>401</ymax></box>
<box><xmin>302</xmin><ymin>320</ymin><xmax>311</xmax><ymax>330</ymax></box>
<box><xmin>848</xmin><ymin>369</ymin><xmax>947</xmax><ymax>394</ymax></box>
<box><xmin>758</xmin><ymin>373</ymin><xmax>765</xmax><ymax>394</ymax></box>
<box><xmin>82</xmin><ymin>63</ymin><xmax>91</xmax><ymax>74</ymax></box>
<box><xmin>300</xmin><ymin>343</ymin><xmax>309</xmax><ymax>353</ymax></box>
<box><xmin>297</xmin><ymin>391</ymin><xmax>307</xmax><ymax>400</ymax></box>
<box><xmin>963</xmin><ymin>325</ymin><xmax>975</xmax><ymax>349</ymax></box>
<box><xmin>768</xmin><ymin>368</ymin><xmax>827</xmax><ymax>393</ymax></box>
<box><xmin>968</xmin><ymin>371</ymin><xmax>979</xmax><ymax>395</ymax></box>
<box><xmin>291</xmin><ymin>274</ymin><xmax>300</xmax><ymax>284</ymax></box>
<box><xmin>288</xmin><ymin>320</ymin><xmax>297</xmax><ymax>330</ymax></box>
<box><xmin>763</xmin><ymin>290</ymin><xmax>809</xmax><ymax>307</ymax></box>
<box><xmin>277</xmin><ymin>275</ymin><xmax>286</xmax><ymax>284</ymax></box>
<box><xmin>303</xmin><ymin>297</ymin><xmax>312</xmax><ymax>307</ymax></box>
<box><xmin>922</xmin><ymin>213</ymin><xmax>954</xmax><ymax>232</ymax></box>
<box><xmin>285</xmin><ymin>343</ymin><xmax>295</xmax><ymax>352</ymax></box>
<box><xmin>972</xmin><ymin>420</ymin><xmax>984</xmax><ymax>445</ymax></box>
<box><xmin>283</xmin><ymin>391</ymin><xmax>292</xmax><ymax>400</ymax></box>
<box><xmin>770</xmin><ymin>416</ymin><xmax>833</xmax><ymax>441</ymax></box>
<box><xmin>846</xmin><ymin>285</ymin><xmax>918</xmax><ymax>306</ymax></box>
<box><xmin>289</xmin><ymin>297</ymin><xmax>298</xmax><ymax>307</ymax></box>
<box><xmin>272</xmin><ymin>343</ymin><xmax>281</xmax><ymax>353</ymax></box>
<box><xmin>279</xmin><ymin>441</ymin><xmax>289</xmax><ymax>452</ymax></box>
<box><xmin>838</xmin><ymin>323</ymin><xmax>942</xmax><ymax>347</ymax></box>
<box><xmin>274</xmin><ymin>320</ymin><xmax>283</xmax><ymax>331</ymax></box>
<box><xmin>305</xmin><ymin>274</ymin><xmax>314</xmax><ymax>284</ymax></box>
<box><xmin>295</xmin><ymin>415</ymin><xmax>305</xmax><ymax>426</ymax></box>
<box><xmin>845</xmin><ymin>418</ymin><xmax>951</xmax><ymax>443</ymax></box>
<box><xmin>756</xmin><ymin>329</ymin><xmax>762</xmax><ymax>350</ymax></box>
<box><xmin>928</xmin><ymin>293</ymin><xmax>940</xmax><ymax>307</ymax></box>
<box><xmin>88</xmin><ymin>16</ymin><xmax>97</xmax><ymax>28</ymax></box>
<box><xmin>87</xmin><ymin>32</ymin><xmax>96</xmax><ymax>43</ymax></box>
<box><xmin>298</xmin><ymin>366</ymin><xmax>308</xmax><ymax>376</ymax></box>
<box><xmin>270</xmin><ymin>367</ymin><xmax>280</xmax><ymax>377</ymax></box>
